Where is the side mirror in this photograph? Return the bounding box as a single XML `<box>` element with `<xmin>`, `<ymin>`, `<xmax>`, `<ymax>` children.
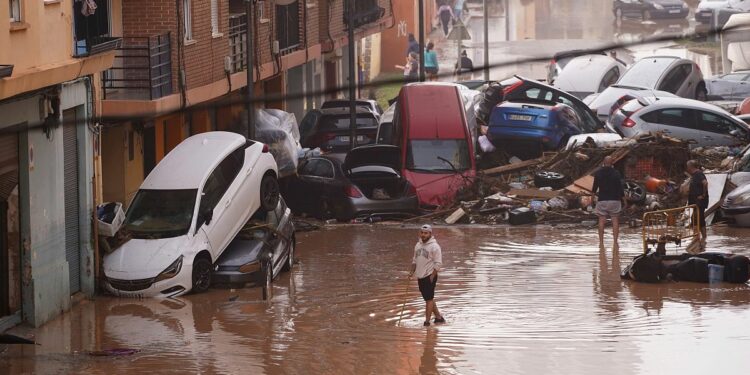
<box><xmin>201</xmin><ymin>209</ymin><xmax>214</xmax><ymax>226</ymax></box>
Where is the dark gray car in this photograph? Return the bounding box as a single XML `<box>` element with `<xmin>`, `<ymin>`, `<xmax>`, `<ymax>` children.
<box><xmin>706</xmin><ymin>70</ymin><xmax>750</xmax><ymax>100</ymax></box>
<box><xmin>213</xmin><ymin>198</ymin><xmax>295</xmax><ymax>297</ymax></box>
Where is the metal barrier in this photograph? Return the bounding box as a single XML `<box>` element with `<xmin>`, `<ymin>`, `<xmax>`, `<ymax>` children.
<box><xmin>641</xmin><ymin>205</ymin><xmax>701</xmax><ymax>254</ymax></box>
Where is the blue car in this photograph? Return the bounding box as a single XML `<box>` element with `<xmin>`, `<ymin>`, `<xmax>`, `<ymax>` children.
<box><xmin>487</xmin><ymin>101</ymin><xmax>597</xmax><ymax>159</ymax></box>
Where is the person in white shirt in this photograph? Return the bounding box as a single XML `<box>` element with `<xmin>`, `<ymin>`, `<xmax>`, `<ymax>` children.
<box><xmin>409</xmin><ymin>224</ymin><xmax>445</xmax><ymax>326</ymax></box>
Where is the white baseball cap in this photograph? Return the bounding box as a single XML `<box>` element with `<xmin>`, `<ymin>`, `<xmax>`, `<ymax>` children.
<box><xmin>420</xmin><ymin>224</ymin><xmax>433</xmax><ymax>233</ymax></box>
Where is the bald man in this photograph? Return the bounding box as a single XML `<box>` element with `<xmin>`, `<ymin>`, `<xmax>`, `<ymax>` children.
<box><xmin>592</xmin><ymin>156</ymin><xmax>626</xmax><ymax>250</ymax></box>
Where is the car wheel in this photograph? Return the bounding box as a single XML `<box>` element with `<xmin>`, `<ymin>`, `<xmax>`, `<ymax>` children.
<box><xmin>695</xmin><ymin>83</ymin><xmax>708</xmax><ymax>101</ymax></box>
<box><xmin>191</xmin><ymin>257</ymin><xmax>212</xmax><ymax>294</ymax></box>
<box><xmin>282</xmin><ymin>237</ymin><xmax>295</xmax><ymax>272</ymax></box>
<box><xmin>534</xmin><ymin>171</ymin><xmax>568</xmax><ymax>190</ymax></box>
<box><xmin>642</xmin><ymin>10</ymin><xmax>651</xmax><ymax>21</ymax></box>
<box><xmin>260</xmin><ymin>174</ymin><xmax>280</xmax><ymax>211</ymax></box>
<box><xmin>625</xmin><ymin>181</ymin><xmax>647</xmax><ymax>204</ymax></box>
<box><xmin>262</xmin><ymin>261</ymin><xmax>273</xmax><ymax>300</ymax></box>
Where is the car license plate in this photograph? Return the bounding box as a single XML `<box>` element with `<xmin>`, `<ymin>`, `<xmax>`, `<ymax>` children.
<box><xmin>356</xmin><ymin>135</ymin><xmax>365</xmax><ymax>142</ymax></box>
<box><xmin>339</xmin><ymin>136</ymin><xmax>349</xmax><ymax>142</ymax></box>
<box><xmin>509</xmin><ymin>114</ymin><xmax>533</xmax><ymax>121</ymax></box>
<box><xmin>669</xmin><ymin>9</ymin><xmax>680</xmax><ymax>13</ymax></box>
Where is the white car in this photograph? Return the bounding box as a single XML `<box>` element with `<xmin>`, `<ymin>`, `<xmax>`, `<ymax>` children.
<box><xmin>586</xmin><ymin>56</ymin><xmax>707</xmax><ymax>120</ymax></box>
<box><xmin>554</xmin><ymin>54</ymin><xmax>626</xmax><ymax>100</ymax></box>
<box><xmin>722</xmin><ymin>182</ymin><xmax>750</xmax><ymax>227</ymax></box>
<box><xmin>104</xmin><ymin>132</ymin><xmax>280</xmax><ymax>298</ymax></box>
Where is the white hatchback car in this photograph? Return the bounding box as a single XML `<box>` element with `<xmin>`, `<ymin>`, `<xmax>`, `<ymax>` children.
<box><xmin>104</xmin><ymin>132</ymin><xmax>279</xmax><ymax>298</ymax></box>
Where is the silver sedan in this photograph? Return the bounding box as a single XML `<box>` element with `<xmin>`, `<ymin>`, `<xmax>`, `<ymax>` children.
<box><xmin>608</xmin><ymin>96</ymin><xmax>750</xmax><ymax>147</ymax></box>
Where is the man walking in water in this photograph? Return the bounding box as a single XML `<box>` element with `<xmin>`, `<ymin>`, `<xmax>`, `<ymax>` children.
<box><xmin>687</xmin><ymin>159</ymin><xmax>709</xmax><ymax>249</ymax></box>
<box><xmin>592</xmin><ymin>156</ymin><xmax>626</xmax><ymax>251</ymax></box>
<box><xmin>409</xmin><ymin>225</ymin><xmax>445</xmax><ymax>326</ymax></box>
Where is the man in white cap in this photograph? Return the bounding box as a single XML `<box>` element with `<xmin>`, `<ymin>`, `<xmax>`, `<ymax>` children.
<box><xmin>409</xmin><ymin>224</ymin><xmax>445</xmax><ymax>326</ymax></box>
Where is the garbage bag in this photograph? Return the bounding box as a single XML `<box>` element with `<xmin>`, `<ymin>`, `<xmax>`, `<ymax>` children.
<box><xmin>255</xmin><ymin>109</ymin><xmax>302</xmax><ymax>178</ymax></box>
<box><xmin>97</xmin><ymin>202</ymin><xmax>125</xmax><ymax>237</ymax></box>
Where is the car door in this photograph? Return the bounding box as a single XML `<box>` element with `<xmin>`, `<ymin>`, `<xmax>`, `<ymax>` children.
<box><xmin>638</xmin><ymin>107</ymin><xmax>699</xmax><ymax>141</ymax></box>
<box><xmin>658</xmin><ymin>64</ymin><xmax>692</xmax><ymax>96</ymax></box>
<box><xmin>197</xmin><ymin>149</ymin><xmax>245</xmax><ymax>258</ymax></box>
<box><xmin>291</xmin><ymin>158</ymin><xmax>325</xmax><ymax>213</ymax></box>
<box><xmin>695</xmin><ymin>110</ymin><xmax>750</xmax><ymax>146</ymax></box>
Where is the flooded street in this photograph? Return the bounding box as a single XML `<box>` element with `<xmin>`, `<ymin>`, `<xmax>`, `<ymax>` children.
<box><xmin>3</xmin><ymin>225</ymin><xmax>750</xmax><ymax>374</ymax></box>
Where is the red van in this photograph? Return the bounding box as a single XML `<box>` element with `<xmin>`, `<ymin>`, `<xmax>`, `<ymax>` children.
<box><xmin>389</xmin><ymin>83</ymin><xmax>477</xmax><ymax>208</ymax></box>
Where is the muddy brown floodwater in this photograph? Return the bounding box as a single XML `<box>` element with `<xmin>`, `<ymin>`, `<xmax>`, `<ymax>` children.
<box><xmin>2</xmin><ymin>225</ymin><xmax>750</xmax><ymax>374</ymax></box>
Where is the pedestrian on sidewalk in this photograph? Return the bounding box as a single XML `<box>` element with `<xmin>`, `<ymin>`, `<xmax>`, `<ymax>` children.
<box><xmin>454</xmin><ymin>0</ymin><xmax>466</xmax><ymax>21</ymax></box>
<box><xmin>687</xmin><ymin>159</ymin><xmax>709</xmax><ymax>248</ymax></box>
<box><xmin>592</xmin><ymin>156</ymin><xmax>626</xmax><ymax>250</ymax></box>
<box><xmin>424</xmin><ymin>41</ymin><xmax>439</xmax><ymax>81</ymax></box>
<box><xmin>406</xmin><ymin>33</ymin><xmax>419</xmax><ymax>57</ymax></box>
<box><xmin>395</xmin><ymin>52</ymin><xmax>419</xmax><ymax>82</ymax></box>
<box><xmin>454</xmin><ymin>50</ymin><xmax>473</xmax><ymax>80</ymax></box>
<box><xmin>438</xmin><ymin>3</ymin><xmax>455</xmax><ymax>38</ymax></box>
<box><xmin>409</xmin><ymin>225</ymin><xmax>445</xmax><ymax>327</ymax></box>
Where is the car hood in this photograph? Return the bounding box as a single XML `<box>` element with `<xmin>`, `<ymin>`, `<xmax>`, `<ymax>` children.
<box><xmin>724</xmin><ymin>182</ymin><xmax>750</xmax><ymax>207</ymax></box>
<box><xmin>344</xmin><ymin>144</ymin><xmax>402</xmax><ymax>171</ymax></box>
<box><xmin>216</xmin><ymin>238</ymin><xmax>265</xmax><ymax>267</ymax></box>
<box><xmin>104</xmin><ymin>236</ymin><xmax>190</xmax><ymax>279</ymax></box>
<box><xmin>698</xmin><ymin>1</ymin><xmax>729</xmax><ymax>10</ymax></box>
<box><xmin>404</xmin><ymin>170</ymin><xmax>476</xmax><ymax>207</ymax></box>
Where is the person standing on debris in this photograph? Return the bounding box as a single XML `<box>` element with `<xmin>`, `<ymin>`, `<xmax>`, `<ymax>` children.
<box><xmin>687</xmin><ymin>160</ymin><xmax>709</xmax><ymax>247</ymax></box>
<box><xmin>424</xmin><ymin>41</ymin><xmax>439</xmax><ymax>81</ymax></box>
<box><xmin>409</xmin><ymin>225</ymin><xmax>445</xmax><ymax>327</ymax></box>
<box><xmin>592</xmin><ymin>156</ymin><xmax>626</xmax><ymax>250</ymax></box>
<box><xmin>438</xmin><ymin>3</ymin><xmax>455</xmax><ymax>38</ymax></box>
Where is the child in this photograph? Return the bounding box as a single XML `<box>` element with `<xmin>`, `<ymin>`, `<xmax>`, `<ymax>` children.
<box><xmin>395</xmin><ymin>52</ymin><xmax>420</xmax><ymax>81</ymax></box>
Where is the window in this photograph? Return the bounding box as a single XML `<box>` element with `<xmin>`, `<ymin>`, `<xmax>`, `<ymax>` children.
<box><xmin>9</xmin><ymin>0</ymin><xmax>21</xmax><ymax>22</ymax></box>
<box><xmin>658</xmin><ymin>65</ymin><xmax>691</xmax><ymax>94</ymax></box>
<box><xmin>599</xmin><ymin>67</ymin><xmax>621</xmax><ymax>93</ymax></box>
<box><xmin>276</xmin><ymin>1</ymin><xmax>300</xmax><ymax>53</ymax></box>
<box><xmin>343</xmin><ymin>0</ymin><xmax>384</xmax><ymax>28</ymax></box>
<box><xmin>697</xmin><ymin>111</ymin><xmax>744</xmax><ymax>135</ymax></box>
<box><xmin>210</xmin><ymin>0</ymin><xmax>219</xmax><ymax>36</ymax></box>
<box><xmin>299</xmin><ymin>159</ymin><xmax>335</xmax><ymax>178</ymax></box>
<box><xmin>124</xmin><ymin>189</ymin><xmax>198</xmax><ymax>239</ymax></box>
<box><xmin>199</xmin><ymin>148</ymin><xmax>245</xmax><ymax>214</ymax></box>
<box><xmin>641</xmin><ymin>108</ymin><xmax>693</xmax><ymax>128</ymax></box>
<box><xmin>183</xmin><ymin>0</ymin><xmax>193</xmax><ymax>40</ymax></box>
<box><xmin>406</xmin><ymin>140</ymin><xmax>471</xmax><ymax>172</ymax></box>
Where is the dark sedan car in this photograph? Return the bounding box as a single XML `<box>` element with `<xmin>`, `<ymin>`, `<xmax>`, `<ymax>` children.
<box><xmin>283</xmin><ymin>145</ymin><xmax>420</xmax><ymax>221</ymax></box>
<box><xmin>213</xmin><ymin>198</ymin><xmax>295</xmax><ymax>298</ymax></box>
<box><xmin>613</xmin><ymin>0</ymin><xmax>690</xmax><ymax>20</ymax></box>
<box><xmin>320</xmin><ymin>99</ymin><xmax>383</xmax><ymax>115</ymax></box>
<box><xmin>299</xmin><ymin>107</ymin><xmax>379</xmax><ymax>152</ymax></box>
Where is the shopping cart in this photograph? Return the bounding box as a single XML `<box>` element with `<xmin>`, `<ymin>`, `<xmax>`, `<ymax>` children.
<box><xmin>641</xmin><ymin>205</ymin><xmax>701</xmax><ymax>255</ymax></box>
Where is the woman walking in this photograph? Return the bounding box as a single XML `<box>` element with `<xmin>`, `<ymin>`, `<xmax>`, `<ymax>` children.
<box><xmin>424</xmin><ymin>42</ymin><xmax>439</xmax><ymax>81</ymax></box>
<box><xmin>438</xmin><ymin>3</ymin><xmax>455</xmax><ymax>38</ymax></box>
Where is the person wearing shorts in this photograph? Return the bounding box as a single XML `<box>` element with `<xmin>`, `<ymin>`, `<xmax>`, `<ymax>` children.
<box><xmin>592</xmin><ymin>156</ymin><xmax>626</xmax><ymax>250</ymax></box>
<box><xmin>409</xmin><ymin>225</ymin><xmax>445</xmax><ymax>327</ymax></box>
<box><xmin>687</xmin><ymin>160</ymin><xmax>709</xmax><ymax>248</ymax></box>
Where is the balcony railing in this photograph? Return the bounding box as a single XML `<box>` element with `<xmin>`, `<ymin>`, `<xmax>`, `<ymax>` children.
<box><xmin>73</xmin><ymin>0</ymin><xmax>121</xmax><ymax>57</ymax></box>
<box><xmin>228</xmin><ymin>14</ymin><xmax>248</xmax><ymax>74</ymax></box>
<box><xmin>102</xmin><ymin>33</ymin><xmax>173</xmax><ymax>101</ymax></box>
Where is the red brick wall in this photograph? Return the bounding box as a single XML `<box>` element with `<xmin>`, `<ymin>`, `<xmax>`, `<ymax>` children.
<box><xmin>182</xmin><ymin>0</ymin><xmax>231</xmax><ymax>89</ymax></box>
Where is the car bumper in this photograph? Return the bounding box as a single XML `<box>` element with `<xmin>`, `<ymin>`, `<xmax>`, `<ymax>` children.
<box><xmin>104</xmin><ymin>267</ymin><xmax>192</xmax><ymax>298</ymax></box>
<box><xmin>649</xmin><ymin>8</ymin><xmax>689</xmax><ymax>18</ymax></box>
<box><xmin>695</xmin><ymin>10</ymin><xmax>713</xmax><ymax>23</ymax></box>
<box><xmin>335</xmin><ymin>195</ymin><xmax>420</xmax><ymax>221</ymax></box>
<box><xmin>488</xmin><ymin>129</ymin><xmax>563</xmax><ymax>149</ymax></box>
<box><xmin>213</xmin><ymin>269</ymin><xmax>263</xmax><ymax>286</ymax></box>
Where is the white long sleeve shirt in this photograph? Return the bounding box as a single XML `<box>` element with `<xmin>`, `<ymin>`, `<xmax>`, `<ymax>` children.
<box><xmin>412</xmin><ymin>237</ymin><xmax>442</xmax><ymax>279</ymax></box>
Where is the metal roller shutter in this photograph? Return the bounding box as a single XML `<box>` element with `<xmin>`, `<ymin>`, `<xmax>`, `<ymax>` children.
<box><xmin>63</xmin><ymin>113</ymin><xmax>81</xmax><ymax>294</ymax></box>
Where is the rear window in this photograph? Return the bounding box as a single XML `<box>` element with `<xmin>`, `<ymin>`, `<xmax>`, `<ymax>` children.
<box><xmin>619</xmin><ymin>100</ymin><xmax>645</xmax><ymax>117</ymax></box>
<box><xmin>406</xmin><ymin>140</ymin><xmax>471</xmax><ymax>173</ymax></box>
<box><xmin>318</xmin><ymin>115</ymin><xmax>378</xmax><ymax>130</ymax></box>
<box><xmin>618</xmin><ymin>58</ymin><xmax>675</xmax><ymax>88</ymax></box>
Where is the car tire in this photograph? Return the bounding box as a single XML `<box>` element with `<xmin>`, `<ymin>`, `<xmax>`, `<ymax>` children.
<box><xmin>625</xmin><ymin>181</ymin><xmax>647</xmax><ymax>204</ymax></box>
<box><xmin>642</xmin><ymin>10</ymin><xmax>651</xmax><ymax>21</ymax></box>
<box><xmin>282</xmin><ymin>236</ymin><xmax>295</xmax><ymax>272</ymax></box>
<box><xmin>695</xmin><ymin>82</ymin><xmax>708</xmax><ymax>101</ymax></box>
<box><xmin>534</xmin><ymin>171</ymin><xmax>568</xmax><ymax>190</ymax></box>
<box><xmin>262</xmin><ymin>261</ymin><xmax>273</xmax><ymax>300</ymax></box>
<box><xmin>260</xmin><ymin>174</ymin><xmax>280</xmax><ymax>212</ymax></box>
<box><xmin>191</xmin><ymin>257</ymin><xmax>212</xmax><ymax>294</ymax></box>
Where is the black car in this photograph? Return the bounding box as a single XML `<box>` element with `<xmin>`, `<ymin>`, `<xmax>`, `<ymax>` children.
<box><xmin>213</xmin><ymin>197</ymin><xmax>295</xmax><ymax>298</ymax></box>
<box><xmin>283</xmin><ymin>145</ymin><xmax>419</xmax><ymax>221</ymax></box>
<box><xmin>613</xmin><ymin>0</ymin><xmax>690</xmax><ymax>20</ymax></box>
<box><xmin>299</xmin><ymin>107</ymin><xmax>379</xmax><ymax>152</ymax></box>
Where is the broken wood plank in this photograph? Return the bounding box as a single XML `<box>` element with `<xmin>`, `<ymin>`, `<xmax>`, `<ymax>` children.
<box><xmin>403</xmin><ymin>208</ymin><xmax>454</xmax><ymax>222</ymax></box>
<box><xmin>565</xmin><ymin>175</ymin><xmax>595</xmax><ymax>194</ymax></box>
<box><xmin>482</xmin><ymin>158</ymin><xmax>542</xmax><ymax>175</ymax></box>
<box><xmin>507</xmin><ymin>188</ymin><xmax>560</xmax><ymax>199</ymax></box>
<box><xmin>445</xmin><ymin>208</ymin><xmax>466</xmax><ymax>224</ymax></box>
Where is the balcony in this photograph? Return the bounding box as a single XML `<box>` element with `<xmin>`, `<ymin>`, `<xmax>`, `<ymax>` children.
<box><xmin>73</xmin><ymin>0</ymin><xmax>121</xmax><ymax>57</ymax></box>
<box><xmin>228</xmin><ymin>14</ymin><xmax>248</xmax><ymax>74</ymax></box>
<box><xmin>102</xmin><ymin>33</ymin><xmax>173</xmax><ymax>101</ymax></box>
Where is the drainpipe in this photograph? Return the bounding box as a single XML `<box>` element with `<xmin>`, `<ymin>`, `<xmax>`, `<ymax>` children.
<box><xmin>246</xmin><ymin>0</ymin><xmax>255</xmax><ymax>140</ymax></box>
<box><xmin>347</xmin><ymin>0</ymin><xmax>356</xmax><ymax>150</ymax></box>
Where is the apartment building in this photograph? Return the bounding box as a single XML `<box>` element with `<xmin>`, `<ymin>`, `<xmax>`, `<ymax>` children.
<box><xmin>0</xmin><ymin>0</ymin><xmax>120</xmax><ymax>328</ymax></box>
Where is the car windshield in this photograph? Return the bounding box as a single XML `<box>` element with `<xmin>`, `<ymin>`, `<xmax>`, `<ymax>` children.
<box><xmin>319</xmin><ymin>115</ymin><xmax>378</xmax><ymax>130</ymax></box>
<box><xmin>124</xmin><ymin>189</ymin><xmax>197</xmax><ymax>239</ymax></box>
<box><xmin>618</xmin><ymin>59</ymin><xmax>675</xmax><ymax>88</ymax></box>
<box><xmin>406</xmin><ymin>140</ymin><xmax>471</xmax><ymax>172</ymax></box>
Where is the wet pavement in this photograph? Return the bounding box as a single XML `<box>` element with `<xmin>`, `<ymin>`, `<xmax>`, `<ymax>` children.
<box><xmin>3</xmin><ymin>225</ymin><xmax>750</xmax><ymax>374</ymax></box>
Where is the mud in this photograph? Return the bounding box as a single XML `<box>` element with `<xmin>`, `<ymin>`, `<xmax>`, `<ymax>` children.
<box><xmin>2</xmin><ymin>225</ymin><xmax>750</xmax><ymax>374</ymax></box>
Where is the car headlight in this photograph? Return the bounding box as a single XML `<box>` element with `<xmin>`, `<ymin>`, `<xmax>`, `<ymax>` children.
<box><xmin>238</xmin><ymin>260</ymin><xmax>261</xmax><ymax>274</ymax></box>
<box><xmin>155</xmin><ymin>256</ymin><xmax>183</xmax><ymax>282</ymax></box>
<box><xmin>653</xmin><ymin>3</ymin><xmax>664</xmax><ymax>9</ymax></box>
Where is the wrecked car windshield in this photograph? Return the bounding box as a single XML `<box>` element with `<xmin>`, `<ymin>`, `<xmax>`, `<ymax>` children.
<box><xmin>406</xmin><ymin>140</ymin><xmax>470</xmax><ymax>172</ymax></box>
<box><xmin>319</xmin><ymin>115</ymin><xmax>378</xmax><ymax>130</ymax></box>
<box><xmin>124</xmin><ymin>189</ymin><xmax>197</xmax><ymax>239</ymax></box>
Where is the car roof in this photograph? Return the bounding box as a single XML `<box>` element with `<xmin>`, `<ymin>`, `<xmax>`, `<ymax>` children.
<box><xmin>555</xmin><ymin>55</ymin><xmax>622</xmax><ymax>90</ymax></box>
<box><xmin>399</xmin><ymin>84</ymin><xmax>468</xmax><ymax>139</ymax></box>
<box><xmin>318</xmin><ymin>107</ymin><xmax>377</xmax><ymax>116</ymax></box>
<box><xmin>141</xmin><ymin>132</ymin><xmax>246</xmax><ymax>190</ymax></box>
<box><xmin>641</xmin><ymin>96</ymin><xmax>733</xmax><ymax>112</ymax></box>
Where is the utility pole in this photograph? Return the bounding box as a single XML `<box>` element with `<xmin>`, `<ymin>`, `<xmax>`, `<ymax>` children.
<box><xmin>483</xmin><ymin>0</ymin><xmax>489</xmax><ymax>81</ymax></box>
<box><xmin>418</xmin><ymin>0</ymin><xmax>425</xmax><ymax>82</ymax></box>
<box><xmin>245</xmin><ymin>0</ymin><xmax>255</xmax><ymax>140</ymax></box>
<box><xmin>348</xmin><ymin>0</ymin><xmax>357</xmax><ymax>150</ymax></box>
<box><xmin>505</xmin><ymin>0</ymin><xmax>510</xmax><ymax>42</ymax></box>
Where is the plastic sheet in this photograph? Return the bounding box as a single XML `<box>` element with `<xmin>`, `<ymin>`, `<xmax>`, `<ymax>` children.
<box><xmin>255</xmin><ymin>109</ymin><xmax>302</xmax><ymax>178</ymax></box>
